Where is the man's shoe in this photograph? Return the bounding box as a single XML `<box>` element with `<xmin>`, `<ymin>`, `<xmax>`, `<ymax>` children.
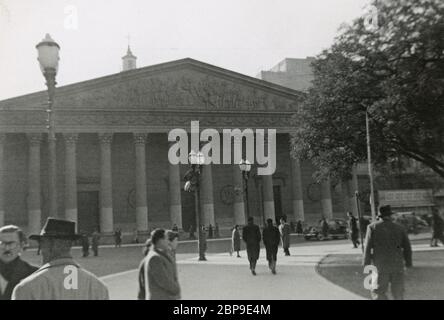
<box><xmin>272</xmin><ymin>269</ymin><xmax>276</xmax><ymax>275</ymax></box>
<box><xmin>251</xmin><ymin>270</ymin><xmax>256</xmax><ymax>275</ymax></box>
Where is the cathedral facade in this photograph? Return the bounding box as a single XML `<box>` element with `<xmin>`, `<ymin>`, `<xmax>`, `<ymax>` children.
<box><xmin>0</xmin><ymin>54</ymin><xmax>356</xmax><ymax>238</ymax></box>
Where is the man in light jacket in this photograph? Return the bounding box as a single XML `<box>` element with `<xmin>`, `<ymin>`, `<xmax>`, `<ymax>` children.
<box><xmin>138</xmin><ymin>229</ymin><xmax>181</xmax><ymax>300</ymax></box>
<box><xmin>12</xmin><ymin>218</ymin><xmax>109</xmax><ymax>300</ymax></box>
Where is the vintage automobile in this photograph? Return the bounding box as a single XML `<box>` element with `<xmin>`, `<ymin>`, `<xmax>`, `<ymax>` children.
<box><xmin>303</xmin><ymin>218</ymin><xmax>349</xmax><ymax>241</ymax></box>
<box><xmin>392</xmin><ymin>212</ymin><xmax>428</xmax><ymax>234</ymax></box>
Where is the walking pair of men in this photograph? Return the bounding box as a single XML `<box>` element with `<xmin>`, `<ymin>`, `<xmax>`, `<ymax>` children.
<box><xmin>242</xmin><ymin>217</ymin><xmax>284</xmax><ymax>275</ymax></box>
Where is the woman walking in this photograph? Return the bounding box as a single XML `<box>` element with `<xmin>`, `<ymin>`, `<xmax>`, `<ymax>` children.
<box><xmin>138</xmin><ymin>229</ymin><xmax>181</xmax><ymax>300</ymax></box>
<box><xmin>231</xmin><ymin>225</ymin><xmax>241</xmax><ymax>257</ymax></box>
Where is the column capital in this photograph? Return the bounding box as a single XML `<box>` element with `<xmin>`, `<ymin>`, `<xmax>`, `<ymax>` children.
<box><xmin>133</xmin><ymin>133</ymin><xmax>148</xmax><ymax>145</ymax></box>
<box><xmin>98</xmin><ymin>133</ymin><xmax>113</xmax><ymax>145</ymax></box>
<box><xmin>0</xmin><ymin>133</ymin><xmax>6</xmax><ymax>144</ymax></box>
<box><xmin>27</xmin><ymin>133</ymin><xmax>43</xmax><ymax>146</ymax></box>
<box><xmin>63</xmin><ymin>133</ymin><xmax>79</xmax><ymax>146</ymax></box>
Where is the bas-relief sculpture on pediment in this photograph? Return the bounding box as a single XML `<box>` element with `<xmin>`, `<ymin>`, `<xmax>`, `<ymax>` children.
<box><xmin>59</xmin><ymin>70</ymin><xmax>301</xmax><ymax>112</ymax></box>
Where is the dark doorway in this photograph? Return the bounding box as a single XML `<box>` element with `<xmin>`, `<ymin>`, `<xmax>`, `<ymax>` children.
<box><xmin>181</xmin><ymin>190</ymin><xmax>196</xmax><ymax>233</ymax></box>
<box><xmin>77</xmin><ymin>191</ymin><xmax>100</xmax><ymax>234</ymax></box>
<box><xmin>273</xmin><ymin>185</ymin><xmax>283</xmax><ymax>224</ymax></box>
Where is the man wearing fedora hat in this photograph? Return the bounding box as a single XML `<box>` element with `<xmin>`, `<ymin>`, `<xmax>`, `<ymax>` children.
<box><xmin>363</xmin><ymin>205</ymin><xmax>412</xmax><ymax>300</ymax></box>
<box><xmin>12</xmin><ymin>218</ymin><xmax>109</xmax><ymax>300</ymax></box>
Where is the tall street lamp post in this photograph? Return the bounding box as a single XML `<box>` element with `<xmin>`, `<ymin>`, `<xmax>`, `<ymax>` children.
<box><xmin>365</xmin><ymin>111</ymin><xmax>377</xmax><ymax>221</ymax></box>
<box><xmin>36</xmin><ymin>34</ymin><xmax>60</xmax><ymax>218</ymax></box>
<box><xmin>239</xmin><ymin>159</ymin><xmax>252</xmax><ymax>222</ymax></box>
<box><xmin>184</xmin><ymin>150</ymin><xmax>207</xmax><ymax>261</ymax></box>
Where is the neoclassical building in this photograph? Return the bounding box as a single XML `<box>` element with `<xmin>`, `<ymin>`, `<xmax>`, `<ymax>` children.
<box><xmin>0</xmin><ymin>52</ymin><xmax>358</xmax><ymax>237</ymax></box>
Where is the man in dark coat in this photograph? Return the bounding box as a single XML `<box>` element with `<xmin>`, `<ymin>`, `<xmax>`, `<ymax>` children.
<box><xmin>279</xmin><ymin>216</ymin><xmax>291</xmax><ymax>256</ymax></box>
<box><xmin>242</xmin><ymin>217</ymin><xmax>261</xmax><ymax>275</ymax></box>
<box><xmin>347</xmin><ymin>212</ymin><xmax>360</xmax><ymax>248</ymax></box>
<box><xmin>321</xmin><ymin>217</ymin><xmax>329</xmax><ymax>238</ymax></box>
<box><xmin>91</xmin><ymin>230</ymin><xmax>100</xmax><ymax>257</ymax></box>
<box><xmin>0</xmin><ymin>225</ymin><xmax>38</xmax><ymax>300</ymax></box>
<box><xmin>263</xmin><ymin>219</ymin><xmax>280</xmax><ymax>274</ymax></box>
<box><xmin>431</xmin><ymin>208</ymin><xmax>444</xmax><ymax>247</ymax></box>
<box><xmin>363</xmin><ymin>205</ymin><xmax>412</xmax><ymax>300</ymax></box>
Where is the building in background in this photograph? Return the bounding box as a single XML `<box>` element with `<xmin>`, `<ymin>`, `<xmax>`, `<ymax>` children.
<box><xmin>0</xmin><ymin>49</ymin><xmax>354</xmax><ymax>242</ymax></box>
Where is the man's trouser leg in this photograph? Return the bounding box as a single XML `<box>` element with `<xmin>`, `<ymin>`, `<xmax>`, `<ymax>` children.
<box><xmin>371</xmin><ymin>272</ymin><xmax>389</xmax><ymax>300</ymax></box>
<box><xmin>391</xmin><ymin>272</ymin><xmax>405</xmax><ymax>300</ymax></box>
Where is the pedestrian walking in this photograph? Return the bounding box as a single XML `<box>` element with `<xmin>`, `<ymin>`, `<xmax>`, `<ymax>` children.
<box><xmin>114</xmin><ymin>228</ymin><xmax>122</xmax><ymax>248</ymax></box>
<box><xmin>231</xmin><ymin>225</ymin><xmax>241</xmax><ymax>258</ymax></box>
<box><xmin>137</xmin><ymin>229</ymin><xmax>181</xmax><ymax>300</ymax></box>
<box><xmin>242</xmin><ymin>217</ymin><xmax>261</xmax><ymax>275</ymax></box>
<box><xmin>91</xmin><ymin>230</ymin><xmax>100</xmax><ymax>257</ymax></box>
<box><xmin>431</xmin><ymin>208</ymin><xmax>444</xmax><ymax>247</ymax></box>
<box><xmin>0</xmin><ymin>225</ymin><xmax>38</xmax><ymax>300</ymax></box>
<box><xmin>12</xmin><ymin>218</ymin><xmax>109</xmax><ymax>300</ymax></box>
<box><xmin>208</xmin><ymin>224</ymin><xmax>213</xmax><ymax>239</ymax></box>
<box><xmin>296</xmin><ymin>220</ymin><xmax>303</xmax><ymax>234</ymax></box>
<box><xmin>263</xmin><ymin>219</ymin><xmax>280</xmax><ymax>274</ymax></box>
<box><xmin>347</xmin><ymin>212</ymin><xmax>360</xmax><ymax>248</ymax></box>
<box><xmin>279</xmin><ymin>216</ymin><xmax>291</xmax><ymax>256</ymax></box>
<box><xmin>321</xmin><ymin>217</ymin><xmax>329</xmax><ymax>239</ymax></box>
<box><xmin>81</xmin><ymin>233</ymin><xmax>90</xmax><ymax>257</ymax></box>
<box><xmin>133</xmin><ymin>228</ymin><xmax>139</xmax><ymax>244</ymax></box>
<box><xmin>363</xmin><ymin>205</ymin><xmax>412</xmax><ymax>300</ymax></box>
<box><xmin>189</xmin><ymin>224</ymin><xmax>195</xmax><ymax>240</ymax></box>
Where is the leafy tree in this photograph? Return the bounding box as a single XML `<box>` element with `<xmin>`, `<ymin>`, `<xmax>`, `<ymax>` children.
<box><xmin>291</xmin><ymin>0</ymin><xmax>444</xmax><ymax>182</ymax></box>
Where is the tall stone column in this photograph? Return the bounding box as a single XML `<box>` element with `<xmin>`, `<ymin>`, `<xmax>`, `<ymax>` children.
<box><xmin>0</xmin><ymin>134</ymin><xmax>5</xmax><ymax>227</ymax></box>
<box><xmin>321</xmin><ymin>178</ymin><xmax>333</xmax><ymax>219</ymax></box>
<box><xmin>134</xmin><ymin>133</ymin><xmax>149</xmax><ymax>232</ymax></box>
<box><xmin>168</xmin><ymin>141</ymin><xmax>182</xmax><ymax>229</ymax></box>
<box><xmin>260</xmin><ymin>133</ymin><xmax>275</xmax><ymax>222</ymax></box>
<box><xmin>99</xmin><ymin>133</ymin><xmax>114</xmax><ymax>233</ymax></box>
<box><xmin>200</xmin><ymin>163</ymin><xmax>215</xmax><ymax>227</ymax></box>
<box><xmin>232</xmin><ymin>136</ymin><xmax>246</xmax><ymax>225</ymax></box>
<box><xmin>27</xmin><ymin>134</ymin><xmax>42</xmax><ymax>235</ymax></box>
<box><xmin>291</xmin><ymin>158</ymin><xmax>305</xmax><ymax>222</ymax></box>
<box><xmin>64</xmin><ymin>134</ymin><xmax>78</xmax><ymax>229</ymax></box>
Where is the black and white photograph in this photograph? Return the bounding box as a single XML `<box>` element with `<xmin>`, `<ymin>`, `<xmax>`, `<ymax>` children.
<box><xmin>0</xmin><ymin>0</ymin><xmax>443</xmax><ymax>306</ymax></box>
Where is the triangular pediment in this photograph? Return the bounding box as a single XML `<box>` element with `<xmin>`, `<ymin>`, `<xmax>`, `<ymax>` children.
<box><xmin>0</xmin><ymin>58</ymin><xmax>304</xmax><ymax>112</ymax></box>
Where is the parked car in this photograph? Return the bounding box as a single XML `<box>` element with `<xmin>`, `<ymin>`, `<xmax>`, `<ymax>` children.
<box><xmin>303</xmin><ymin>218</ymin><xmax>348</xmax><ymax>241</ymax></box>
<box><xmin>392</xmin><ymin>212</ymin><xmax>428</xmax><ymax>234</ymax></box>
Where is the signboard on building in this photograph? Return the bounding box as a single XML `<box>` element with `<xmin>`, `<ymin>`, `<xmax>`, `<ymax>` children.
<box><xmin>378</xmin><ymin>189</ymin><xmax>435</xmax><ymax>214</ymax></box>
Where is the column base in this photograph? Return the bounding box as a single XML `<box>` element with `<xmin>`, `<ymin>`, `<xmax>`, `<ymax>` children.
<box><xmin>263</xmin><ymin>201</ymin><xmax>275</xmax><ymax>221</ymax></box>
<box><xmin>65</xmin><ymin>208</ymin><xmax>78</xmax><ymax>229</ymax></box>
<box><xmin>28</xmin><ymin>209</ymin><xmax>42</xmax><ymax>235</ymax></box>
<box><xmin>169</xmin><ymin>204</ymin><xmax>182</xmax><ymax>229</ymax></box>
<box><xmin>100</xmin><ymin>207</ymin><xmax>114</xmax><ymax>233</ymax></box>
<box><xmin>233</xmin><ymin>202</ymin><xmax>246</xmax><ymax>226</ymax></box>
<box><xmin>292</xmin><ymin>200</ymin><xmax>304</xmax><ymax>222</ymax></box>
<box><xmin>136</xmin><ymin>206</ymin><xmax>149</xmax><ymax>231</ymax></box>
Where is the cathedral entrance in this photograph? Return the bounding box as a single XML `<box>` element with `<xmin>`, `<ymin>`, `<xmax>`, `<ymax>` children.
<box><xmin>77</xmin><ymin>191</ymin><xmax>100</xmax><ymax>234</ymax></box>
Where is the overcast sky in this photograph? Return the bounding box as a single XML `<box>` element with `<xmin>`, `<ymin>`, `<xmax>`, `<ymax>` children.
<box><xmin>0</xmin><ymin>0</ymin><xmax>369</xmax><ymax>100</ymax></box>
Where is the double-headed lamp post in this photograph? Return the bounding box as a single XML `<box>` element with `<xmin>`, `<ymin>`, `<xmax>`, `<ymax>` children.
<box><xmin>239</xmin><ymin>159</ymin><xmax>252</xmax><ymax>222</ymax></box>
<box><xmin>36</xmin><ymin>34</ymin><xmax>60</xmax><ymax>218</ymax></box>
<box><xmin>184</xmin><ymin>150</ymin><xmax>207</xmax><ymax>261</ymax></box>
